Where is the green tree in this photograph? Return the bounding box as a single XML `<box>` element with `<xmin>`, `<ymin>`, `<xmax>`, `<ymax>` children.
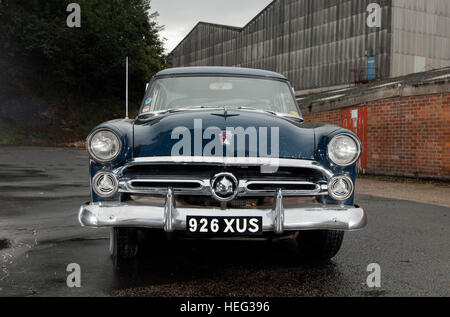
<box><xmin>0</xmin><ymin>0</ymin><xmax>168</xmax><ymax>105</ymax></box>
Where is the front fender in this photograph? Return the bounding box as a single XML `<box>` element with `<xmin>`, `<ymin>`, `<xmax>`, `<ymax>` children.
<box><xmin>87</xmin><ymin>119</ymin><xmax>135</xmax><ymax>202</ymax></box>
<box><xmin>314</xmin><ymin>124</ymin><xmax>362</xmax><ymax>206</ymax></box>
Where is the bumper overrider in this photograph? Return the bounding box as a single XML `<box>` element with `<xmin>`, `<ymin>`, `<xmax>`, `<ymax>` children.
<box><xmin>79</xmin><ymin>188</ymin><xmax>367</xmax><ymax>234</ymax></box>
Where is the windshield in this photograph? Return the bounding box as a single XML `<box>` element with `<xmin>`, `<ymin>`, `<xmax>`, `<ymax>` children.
<box><xmin>141</xmin><ymin>76</ymin><xmax>300</xmax><ymax>117</ymax></box>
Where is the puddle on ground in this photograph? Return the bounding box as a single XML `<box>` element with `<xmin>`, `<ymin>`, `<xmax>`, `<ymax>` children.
<box><xmin>0</xmin><ymin>239</ymin><xmax>12</xmax><ymax>250</ymax></box>
<box><xmin>0</xmin><ymin>166</ymin><xmax>52</xmax><ymax>182</ymax></box>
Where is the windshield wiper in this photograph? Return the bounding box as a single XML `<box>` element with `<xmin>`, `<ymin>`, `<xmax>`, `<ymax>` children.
<box><xmin>137</xmin><ymin>110</ymin><xmax>169</xmax><ymax>119</ymax></box>
<box><xmin>169</xmin><ymin>105</ymin><xmax>224</xmax><ymax>112</ymax></box>
<box><xmin>236</xmin><ymin>106</ymin><xmax>303</xmax><ymax>122</ymax></box>
<box><xmin>237</xmin><ymin>106</ymin><xmax>265</xmax><ymax>111</ymax></box>
<box><xmin>237</xmin><ymin>106</ymin><xmax>279</xmax><ymax>116</ymax></box>
<box><xmin>137</xmin><ymin>106</ymin><xmax>222</xmax><ymax>119</ymax></box>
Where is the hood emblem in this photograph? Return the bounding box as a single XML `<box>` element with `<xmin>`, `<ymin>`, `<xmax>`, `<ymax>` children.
<box><xmin>211</xmin><ymin>173</ymin><xmax>239</xmax><ymax>202</ymax></box>
<box><xmin>221</xmin><ymin>131</ymin><xmax>233</xmax><ymax>146</ymax></box>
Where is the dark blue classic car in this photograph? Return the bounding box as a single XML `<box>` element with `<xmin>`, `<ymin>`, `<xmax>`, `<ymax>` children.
<box><xmin>79</xmin><ymin>67</ymin><xmax>366</xmax><ymax>261</ymax></box>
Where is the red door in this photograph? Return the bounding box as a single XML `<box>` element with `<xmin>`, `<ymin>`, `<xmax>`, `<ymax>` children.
<box><xmin>341</xmin><ymin>106</ymin><xmax>367</xmax><ymax>170</ymax></box>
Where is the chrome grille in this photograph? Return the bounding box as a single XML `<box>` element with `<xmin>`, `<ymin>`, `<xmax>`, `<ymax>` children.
<box><xmin>116</xmin><ymin>157</ymin><xmax>332</xmax><ymax>198</ymax></box>
<box><xmin>129</xmin><ymin>180</ymin><xmax>203</xmax><ymax>190</ymax></box>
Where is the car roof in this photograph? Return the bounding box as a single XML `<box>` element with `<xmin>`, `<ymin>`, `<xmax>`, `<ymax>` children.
<box><xmin>154</xmin><ymin>66</ymin><xmax>288</xmax><ymax>80</ymax></box>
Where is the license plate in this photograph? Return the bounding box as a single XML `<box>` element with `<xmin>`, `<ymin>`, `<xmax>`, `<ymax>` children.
<box><xmin>186</xmin><ymin>216</ymin><xmax>263</xmax><ymax>236</ymax></box>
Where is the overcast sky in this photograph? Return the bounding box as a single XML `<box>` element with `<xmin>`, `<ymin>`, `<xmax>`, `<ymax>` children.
<box><xmin>151</xmin><ymin>0</ymin><xmax>273</xmax><ymax>53</ymax></box>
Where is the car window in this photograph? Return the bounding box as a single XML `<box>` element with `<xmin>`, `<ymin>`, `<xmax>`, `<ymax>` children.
<box><xmin>141</xmin><ymin>76</ymin><xmax>300</xmax><ymax>116</ymax></box>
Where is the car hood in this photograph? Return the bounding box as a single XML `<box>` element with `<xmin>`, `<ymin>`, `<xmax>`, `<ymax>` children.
<box><xmin>133</xmin><ymin>109</ymin><xmax>316</xmax><ymax>160</ymax></box>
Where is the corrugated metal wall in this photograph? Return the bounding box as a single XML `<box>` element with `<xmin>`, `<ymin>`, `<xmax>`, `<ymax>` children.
<box><xmin>391</xmin><ymin>0</ymin><xmax>450</xmax><ymax>77</ymax></box>
<box><xmin>171</xmin><ymin>23</ymin><xmax>241</xmax><ymax>66</ymax></box>
<box><xmin>171</xmin><ymin>0</ymin><xmax>393</xmax><ymax>91</ymax></box>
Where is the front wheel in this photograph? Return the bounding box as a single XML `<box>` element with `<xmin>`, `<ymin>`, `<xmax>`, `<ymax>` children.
<box><xmin>296</xmin><ymin>230</ymin><xmax>344</xmax><ymax>260</ymax></box>
<box><xmin>110</xmin><ymin>227</ymin><xmax>138</xmax><ymax>260</ymax></box>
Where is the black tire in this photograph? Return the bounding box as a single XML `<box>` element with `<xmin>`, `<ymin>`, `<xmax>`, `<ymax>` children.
<box><xmin>296</xmin><ymin>230</ymin><xmax>344</xmax><ymax>260</ymax></box>
<box><xmin>110</xmin><ymin>227</ymin><xmax>138</xmax><ymax>260</ymax></box>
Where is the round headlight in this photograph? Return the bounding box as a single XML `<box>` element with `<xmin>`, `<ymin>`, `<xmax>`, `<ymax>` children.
<box><xmin>328</xmin><ymin>176</ymin><xmax>354</xmax><ymax>201</ymax></box>
<box><xmin>328</xmin><ymin>134</ymin><xmax>360</xmax><ymax>166</ymax></box>
<box><xmin>88</xmin><ymin>129</ymin><xmax>121</xmax><ymax>163</ymax></box>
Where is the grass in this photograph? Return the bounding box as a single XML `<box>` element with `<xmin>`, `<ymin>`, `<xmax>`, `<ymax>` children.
<box><xmin>0</xmin><ymin>132</ymin><xmax>25</xmax><ymax>145</ymax></box>
<box><xmin>0</xmin><ymin>95</ymin><xmax>137</xmax><ymax>147</ymax></box>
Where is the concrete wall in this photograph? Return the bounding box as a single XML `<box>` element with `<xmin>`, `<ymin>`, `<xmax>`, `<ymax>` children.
<box><xmin>391</xmin><ymin>0</ymin><xmax>450</xmax><ymax>77</ymax></box>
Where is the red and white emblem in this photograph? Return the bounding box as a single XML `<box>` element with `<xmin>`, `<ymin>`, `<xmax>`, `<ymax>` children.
<box><xmin>221</xmin><ymin>131</ymin><xmax>233</xmax><ymax>146</ymax></box>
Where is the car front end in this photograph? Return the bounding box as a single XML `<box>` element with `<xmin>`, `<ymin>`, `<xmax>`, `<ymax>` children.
<box><xmin>79</xmin><ymin>67</ymin><xmax>367</xmax><ymax>261</ymax></box>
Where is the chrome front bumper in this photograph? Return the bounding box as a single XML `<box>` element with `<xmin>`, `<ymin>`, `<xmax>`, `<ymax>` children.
<box><xmin>79</xmin><ymin>190</ymin><xmax>367</xmax><ymax>234</ymax></box>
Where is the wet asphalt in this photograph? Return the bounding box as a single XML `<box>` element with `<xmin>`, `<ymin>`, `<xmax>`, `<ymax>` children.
<box><xmin>0</xmin><ymin>146</ymin><xmax>448</xmax><ymax>297</ymax></box>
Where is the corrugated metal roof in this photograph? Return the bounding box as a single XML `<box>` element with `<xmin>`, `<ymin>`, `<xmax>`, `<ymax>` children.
<box><xmin>300</xmin><ymin>66</ymin><xmax>450</xmax><ymax>108</ymax></box>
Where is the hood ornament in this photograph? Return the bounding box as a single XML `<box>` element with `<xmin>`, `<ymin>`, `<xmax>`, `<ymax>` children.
<box><xmin>211</xmin><ymin>107</ymin><xmax>240</xmax><ymax>120</ymax></box>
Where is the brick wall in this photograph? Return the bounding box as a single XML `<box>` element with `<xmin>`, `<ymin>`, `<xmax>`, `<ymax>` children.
<box><xmin>303</xmin><ymin>92</ymin><xmax>450</xmax><ymax>179</ymax></box>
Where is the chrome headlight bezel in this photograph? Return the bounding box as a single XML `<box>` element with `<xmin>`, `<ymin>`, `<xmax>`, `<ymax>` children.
<box><xmin>87</xmin><ymin>129</ymin><xmax>122</xmax><ymax>163</ymax></box>
<box><xmin>92</xmin><ymin>172</ymin><xmax>119</xmax><ymax>198</ymax></box>
<box><xmin>328</xmin><ymin>175</ymin><xmax>354</xmax><ymax>201</ymax></box>
<box><xmin>327</xmin><ymin>134</ymin><xmax>361</xmax><ymax>167</ymax></box>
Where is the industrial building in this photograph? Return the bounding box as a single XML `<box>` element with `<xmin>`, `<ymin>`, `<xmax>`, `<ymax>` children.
<box><xmin>171</xmin><ymin>0</ymin><xmax>450</xmax><ymax>95</ymax></box>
